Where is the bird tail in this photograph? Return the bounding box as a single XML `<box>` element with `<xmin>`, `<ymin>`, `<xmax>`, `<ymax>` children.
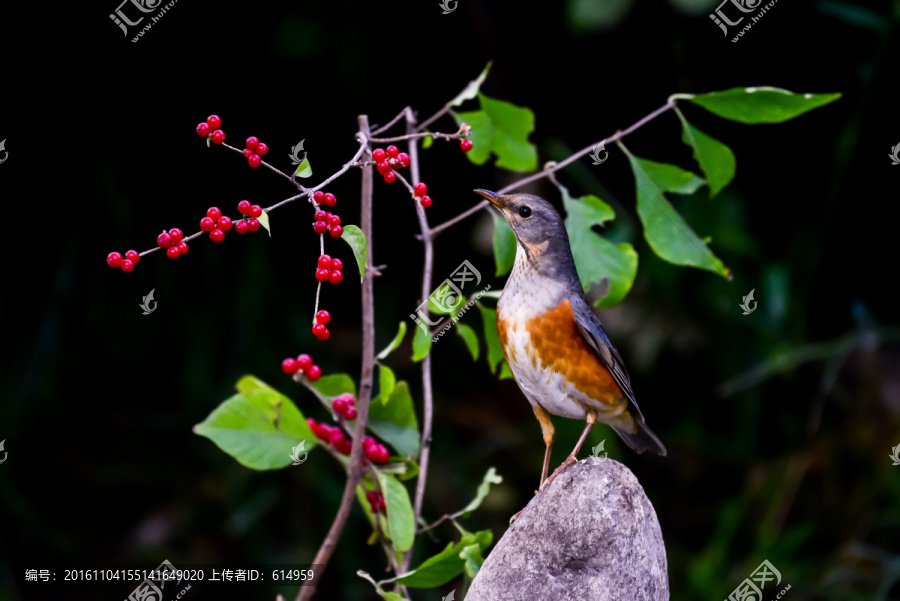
<box><xmin>608</xmin><ymin>408</ymin><xmax>667</xmax><ymax>456</ymax></box>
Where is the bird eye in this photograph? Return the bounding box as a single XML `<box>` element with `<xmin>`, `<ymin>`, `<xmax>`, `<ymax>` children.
<box><xmin>518</xmin><ymin>206</ymin><xmax>533</xmax><ymax>218</ymax></box>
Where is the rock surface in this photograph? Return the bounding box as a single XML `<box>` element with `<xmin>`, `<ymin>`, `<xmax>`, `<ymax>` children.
<box><xmin>466</xmin><ymin>457</ymin><xmax>668</xmax><ymax>601</ymax></box>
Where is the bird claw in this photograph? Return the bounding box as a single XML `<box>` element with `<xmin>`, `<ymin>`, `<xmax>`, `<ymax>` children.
<box><xmin>509</xmin><ymin>510</ymin><xmax>523</xmax><ymax>525</ymax></box>
<box><xmin>541</xmin><ymin>455</ymin><xmax>578</xmax><ymax>490</ymax></box>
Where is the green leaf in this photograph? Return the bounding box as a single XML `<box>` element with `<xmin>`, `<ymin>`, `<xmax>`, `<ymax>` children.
<box><xmin>478</xmin><ymin>306</ymin><xmax>504</xmax><ymax>374</ymax></box>
<box><xmin>491</xmin><ymin>211</ymin><xmax>516</xmax><ymax>276</ymax></box>
<box><xmin>310</xmin><ymin>373</ymin><xmax>356</xmax><ymax>398</ymax></box>
<box><xmin>369</xmin><ymin>381</ymin><xmax>420</xmax><ymax>458</ymax></box>
<box><xmin>422</xmin><ymin>134</ymin><xmax>433</xmax><ymax>149</ymax></box>
<box><xmin>395</xmin><ymin>541</ymin><xmax>467</xmax><ymax>588</ymax></box>
<box><xmin>412</xmin><ymin>322</ymin><xmax>432</xmax><ymax>362</ymax></box>
<box><xmin>257</xmin><ymin>210</ymin><xmax>272</xmax><ymax>237</ymax></box>
<box><xmin>454</xmin><ymin>94</ymin><xmax>538</xmax><ymax>172</ymax></box>
<box><xmin>686</xmin><ymin>87</ymin><xmax>841</xmax><ymax>124</ymax></box>
<box><xmin>378</xmin><ymin>472</ymin><xmax>415</xmax><ymax>552</ymax></box>
<box><xmin>294</xmin><ymin>157</ymin><xmax>312</xmax><ymax>178</ymax></box>
<box><xmin>560</xmin><ymin>186</ymin><xmax>639</xmax><ymax>308</ymax></box>
<box><xmin>633</xmin><ymin>158</ymin><xmax>706</xmax><ymax>195</ymax></box>
<box><xmin>678</xmin><ymin>115</ymin><xmax>736</xmax><ymax>198</ymax></box>
<box><xmin>623</xmin><ymin>147</ymin><xmax>730</xmax><ymax>279</ymax></box>
<box><xmin>499</xmin><ymin>361</ymin><xmax>514</xmax><ymax>380</ymax></box>
<box><xmin>460</xmin><ymin>467</ymin><xmax>503</xmax><ymax>514</ymax></box>
<box><xmin>377</xmin><ymin>322</ymin><xmax>408</xmax><ymax>360</ymax></box>
<box><xmin>193</xmin><ymin>375</ymin><xmax>316</xmax><ymax>470</ymax></box>
<box><xmin>460</xmin><ymin>544</ymin><xmax>485</xmax><ymax>579</ymax></box>
<box><xmin>340</xmin><ymin>224</ymin><xmax>368</xmax><ymax>282</ymax></box>
<box><xmin>447</xmin><ymin>62</ymin><xmax>492</xmax><ymax>108</ymax></box>
<box><xmin>379</xmin><ymin>364</ymin><xmax>396</xmax><ymax>402</ymax></box>
<box><xmin>456</xmin><ymin>323</ymin><xmax>479</xmax><ymax>361</ymax></box>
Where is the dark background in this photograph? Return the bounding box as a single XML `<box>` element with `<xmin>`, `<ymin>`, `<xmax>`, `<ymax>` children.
<box><xmin>2</xmin><ymin>0</ymin><xmax>899</xmax><ymax>599</ymax></box>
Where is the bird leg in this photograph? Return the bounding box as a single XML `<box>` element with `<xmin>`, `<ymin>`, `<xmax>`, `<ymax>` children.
<box><xmin>543</xmin><ymin>410</ymin><xmax>597</xmax><ymax>490</ymax></box>
<box><xmin>533</xmin><ymin>404</ymin><xmax>555</xmax><ymax>492</ymax></box>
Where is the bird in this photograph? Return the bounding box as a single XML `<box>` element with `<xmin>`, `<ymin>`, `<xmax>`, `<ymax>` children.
<box><xmin>474</xmin><ymin>189</ymin><xmax>666</xmax><ymax>492</ymax></box>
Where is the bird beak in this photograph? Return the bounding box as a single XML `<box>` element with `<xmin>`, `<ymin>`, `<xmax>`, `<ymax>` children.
<box><xmin>474</xmin><ymin>188</ymin><xmax>504</xmax><ymax>209</ymax></box>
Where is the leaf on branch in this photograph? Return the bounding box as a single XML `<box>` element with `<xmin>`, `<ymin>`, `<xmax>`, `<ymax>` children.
<box><xmin>560</xmin><ymin>184</ymin><xmax>639</xmax><ymax>308</ymax></box>
<box><xmin>686</xmin><ymin>87</ymin><xmax>841</xmax><ymax>124</ymax></box>
<box><xmin>478</xmin><ymin>306</ymin><xmax>505</xmax><ymax>375</ymax></box>
<box><xmin>460</xmin><ymin>543</ymin><xmax>485</xmax><ymax>579</ymax></box>
<box><xmin>677</xmin><ymin>115</ymin><xmax>736</xmax><ymax>198</ymax></box>
<box><xmin>294</xmin><ymin>157</ymin><xmax>313</xmax><ymax>178</ymax></box>
<box><xmin>340</xmin><ymin>224</ymin><xmax>368</xmax><ymax>282</ymax></box>
<box><xmin>491</xmin><ymin>211</ymin><xmax>516</xmax><ymax>276</ymax></box>
<box><xmin>634</xmin><ymin>158</ymin><xmax>706</xmax><ymax>195</ymax></box>
<box><xmin>379</xmin><ymin>364</ymin><xmax>396</xmax><ymax>403</ymax></box>
<box><xmin>257</xmin><ymin>210</ymin><xmax>272</xmax><ymax>237</ymax></box>
<box><xmin>369</xmin><ymin>381</ymin><xmax>420</xmax><ymax>458</ymax></box>
<box><xmin>412</xmin><ymin>322</ymin><xmax>432</xmax><ymax>362</ymax></box>
<box><xmin>395</xmin><ymin>529</ymin><xmax>492</xmax><ymax>588</ymax></box>
<box><xmin>377</xmin><ymin>321</ymin><xmax>408</xmax><ymax>360</ymax></box>
<box><xmin>193</xmin><ymin>375</ymin><xmax>316</xmax><ymax>470</ymax></box>
<box><xmin>447</xmin><ymin>62</ymin><xmax>492</xmax><ymax>108</ymax></box>
<box><xmin>377</xmin><ymin>472</ymin><xmax>415</xmax><ymax>552</ymax></box>
<box><xmin>454</xmin><ymin>94</ymin><xmax>537</xmax><ymax>172</ymax></box>
<box><xmin>459</xmin><ymin>467</ymin><xmax>503</xmax><ymax>515</ymax></box>
<box><xmin>310</xmin><ymin>373</ymin><xmax>357</xmax><ymax>398</ymax></box>
<box><xmin>623</xmin><ymin>147</ymin><xmax>731</xmax><ymax>279</ymax></box>
<box><xmin>456</xmin><ymin>323</ymin><xmax>479</xmax><ymax>361</ymax></box>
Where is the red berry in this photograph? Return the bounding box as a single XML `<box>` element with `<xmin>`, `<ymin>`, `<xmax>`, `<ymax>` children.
<box><xmin>317</xmin><ymin>255</ymin><xmax>333</xmax><ymax>270</ymax></box>
<box><xmin>217</xmin><ymin>216</ymin><xmax>233</xmax><ymax>232</ymax></box>
<box><xmin>383</xmin><ymin>171</ymin><xmax>396</xmax><ymax>184</ymax></box>
<box><xmin>334</xmin><ymin>435</ymin><xmax>352</xmax><ymax>455</ymax></box>
<box><xmin>420</xmin><ymin>195</ymin><xmax>432</xmax><ymax>208</ymax></box>
<box><xmin>376</xmin><ymin>161</ymin><xmax>392</xmax><ymax>176</ymax></box>
<box><xmin>314</xmin><ymin>424</ymin><xmax>331</xmax><ymax>442</ymax></box>
<box><xmin>209</xmin><ymin>229</ymin><xmax>225</xmax><ymax>243</ymax></box>
<box><xmin>238</xmin><ymin>200</ymin><xmax>251</xmax><ymax>215</ymax></box>
<box><xmin>331</xmin><ymin>258</ymin><xmax>343</xmax><ymax>271</ymax></box>
<box><xmin>196</xmin><ymin>123</ymin><xmax>210</xmax><ymax>137</ymax></box>
<box><xmin>107</xmin><ymin>252</ymin><xmax>123</xmax><ymax>268</ymax></box>
<box><xmin>249</xmin><ymin>205</ymin><xmax>262</xmax><ymax>218</ymax></box>
<box><xmin>207</xmin><ymin>207</ymin><xmax>222</xmax><ymax>221</ymax></box>
<box><xmin>329</xmin><ymin>270</ymin><xmax>344</xmax><ymax>285</ymax></box>
<box><xmin>314</xmin><ymin>210</ymin><xmax>328</xmax><ymax>222</ymax></box>
<box><xmin>306</xmin><ymin>364</ymin><xmax>322</xmax><ymax>381</ymax></box>
<box><xmin>242</xmin><ymin>148</ymin><xmax>254</xmax><ymax>158</ymax></box>
<box><xmin>157</xmin><ymin>231</ymin><xmax>172</xmax><ymax>248</ymax></box>
<box><xmin>332</xmin><ymin>396</ymin><xmax>349</xmax><ymax>415</ymax></box>
<box><xmin>121</xmin><ymin>259</ymin><xmax>135</xmax><ymax>273</ymax></box>
<box><xmin>125</xmin><ymin>250</ymin><xmax>140</xmax><ymax>264</ymax></box>
<box><xmin>167</xmin><ymin>245</ymin><xmax>180</xmax><ymax>259</ymax></box>
<box><xmin>329</xmin><ymin>225</ymin><xmax>344</xmax><ymax>239</ymax></box>
<box><xmin>372</xmin><ymin>148</ymin><xmax>386</xmax><ymax>162</ymax></box>
<box><xmin>245</xmin><ymin>136</ymin><xmax>259</xmax><ymax>150</ymax></box>
<box><xmin>296</xmin><ymin>354</ymin><xmax>313</xmax><ymax>371</ymax></box>
<box><xmin>386</xmin><ymin>145</ymin><xmax>399</xmax><ymax>158</ymax></box>
<box><xmin>344</xmin><ymin>407</ymin><xmax>357</xmax><ymax>420</ymax></box>
<box><xmin>210</xmin><ymin>130</ymin><xmax>225</xmax><ymax>144</ymax></box>
<box><xmin>256</xmin><ymin>143</ymin><xmax>268</xmax><ymax>156</ymax></box>
<box><xmin>312</xmin><ymin>324</ymin><xmax>329</xmax><ymax>340</ymax></box>
<box><xmin>363</xmin><ymin>436</ymin><xmax>377</xmax><ymax>449</ymax></box>
<box><xmin>397</xmin><ymin>152</ymin><xmax>411</xmax><ymax>167</ymax></box>
<box><xmin>206</xmin><ymin>115</ymin><xmax>222</xmax><ymax>130</ymax></box>
<box><xmin>313</xmin><ymin>190</ymin><xmax>325</xmax><ymax>203</ymax></box>
<box><xmin>169</xmin><ymin>228</ymin><xmax>183</xmax><ymax>244</ymax></box>
<box><xmin>176</xmin><ymin>241</ymin><xmax>189</xmax><ymax>255</ymax></box>
<box><xmin>235</xmin><ymin>220</ymin><xmax>249</xmax><ymax>234</ymax></box>
<box><xmin>282</xmin><ymin>357</ymin><xmax>299</xmax><ymax>374</ymax></box>
<box><xmin>315</xmin><ymin>310</ymin><xmax>331</xmax><ymax>324</ymax></box>
<box><xmin>248</xmin><ymin>154</ymin><xmax>262</xmax><ymax>168</ymax></box>
<box><xmin>306</xmin><ymin>418</ymin><xmax>322</xmax><ymax>439</ymax></box>
<box><xmin>247</xmin><ymin>218</ymin><xmax>261</xmax><ymax>232</ymax></box>
<box><xmin>328</xmin><ymin>214</ymin><xmax>341</xmax><ymax>227</ymax></box>
<box><xmin>460</xmin><ymin>138</ymin><xmax>473</xmax><ymax>152</ymax></box>
<box><xmin>315</xmin><ymin>268</ymin><xmax>331</xmax><ymax>282</ymax></box>
<box><xmin>200</xmin><ymin>216</ymin><xmax>216</xmax><ymax>232</ymax></box>
<box><xmin>414</xmin><ymin>182</ymin><xmax>428</xmax><ymax>197</ymax></box>
<box><xmin>323</xmin><ymin>193</ymin><xmax>336</xmax><ymax>206</ymax></box>
<box><xmin>313</xmin><ymin>221</ymin><xmax>328</xmax><ymax>234</ymax></box>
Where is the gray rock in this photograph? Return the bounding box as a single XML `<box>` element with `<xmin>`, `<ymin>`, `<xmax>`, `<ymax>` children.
<box><xmin>466</xmin><ymin>457</ymin><xmax>668</xmax><ymax>601</ymax></box>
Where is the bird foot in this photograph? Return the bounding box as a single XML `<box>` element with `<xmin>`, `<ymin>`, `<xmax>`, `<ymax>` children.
<box><xmin>540</xmin><ymin>455</ymin><xmax>578</xmax><ymax>491</ymax></box>
<box><xmin>509</xmin><ymin>509</ymin><xmax>523</xmax><ymax>525</ymax></box>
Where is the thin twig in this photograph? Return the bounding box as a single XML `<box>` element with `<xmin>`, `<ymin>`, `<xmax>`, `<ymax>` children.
<box><xmin>369</xmin><ymin>131</ymin><xmax>464</xmax><ymax>144</ymax></box>
<box><xmin>427</xmin><ymin>100</ymin><xmax>677</xmax><ymax>238</ymax></box>
<box><xmin>370</xmin><ymin>107</ymin><xmax>411</xmax><ymax>136</ymax></box>
<box><xmin>416</xmin><ymin>104</ymin><xmax>451</xmax><ymax>133</ymax></box>
<box><xmin>296</xmin><ymin>122</ymin><xmax>376</xmax><ymax>601</ymax></box>
<box><xmin>221</xmin><ymin>142</ymin><xmax>305</xmax><ymax>191</ymax></box>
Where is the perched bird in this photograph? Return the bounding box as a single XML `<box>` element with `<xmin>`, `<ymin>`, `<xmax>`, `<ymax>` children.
<box><xmin>475</xmin><ymin>189</ymin><xmax>666</xmax><ymax>491</ymax></box>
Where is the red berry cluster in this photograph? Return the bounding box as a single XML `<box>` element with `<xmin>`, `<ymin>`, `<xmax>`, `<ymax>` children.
<box><xmin>312</xmin><ymin>310</ymin><xmax>332</xmax><ymax>341</ymax></box>
<box><xmin>107</xmin><ymin>249</ymin><xmax>141</xmax><ymax>273</ymax></box>
<box><xmin>312</xmin><ymin>190</ymin><xmax>337</xmax><ymax>207</ymax></box>
<box><xmin>156</xmin><ymin>228</ymin><xmax>189</xmax><ymax>260</ymax></box>
<box><xmin>366</xmin><ymin>490</ymin><xmax>387</xmax><ymax>514</ymax></box>
<box><xmin>308</xmin><ymin>419</ymin><xmax>353</xmax><ymax>455</ymax></box>
<box><xmin>413</xmin><ymin>182</ymin><xmax>432</xmax><ymax>208</ymax></box>
<box><xmin>243</xmin><ymin>136</ymin><xmax>269</xmax><ymax>169</ymax></box>
<box><xmin>196</xmin><ymin>114</ymin><xmax>225</xmax><ymax>144</ymax></box>
<box><xmin>281</xmin><ymin>353</ymin><xmax>323</xmax><ymax>381</ymax></box>
<box><xmin>315</xmin><ymin>255</ymin><xmax>344</xmax><ymax>286</ymax></box>
<box><xmin>199</xmin><ymin>207</ymin><xmax>234</xmax><ymax>243</ymax></box>
<box><xmin>363</xmin><ymin>436</ymin><xmax>390</xmax><ymax>464</ymax></box>
<box><xmin>331</xmin><ymin>392</ymin><xmax>357</xmax><ymax>420</ymax></box>
<box><xmin>372</xmin><ymin>145</ymin><xmax>410</xmax><ymax>185</ymax></box>
<box><xmin>310</xmin><ymin>191</ymin><xmax>343</xmax><ymax>238</ymax></box>
<box><xmin>235</xmin><ymin>200</ymin><xmax>262</xmax><ymax>234</ymax></box>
